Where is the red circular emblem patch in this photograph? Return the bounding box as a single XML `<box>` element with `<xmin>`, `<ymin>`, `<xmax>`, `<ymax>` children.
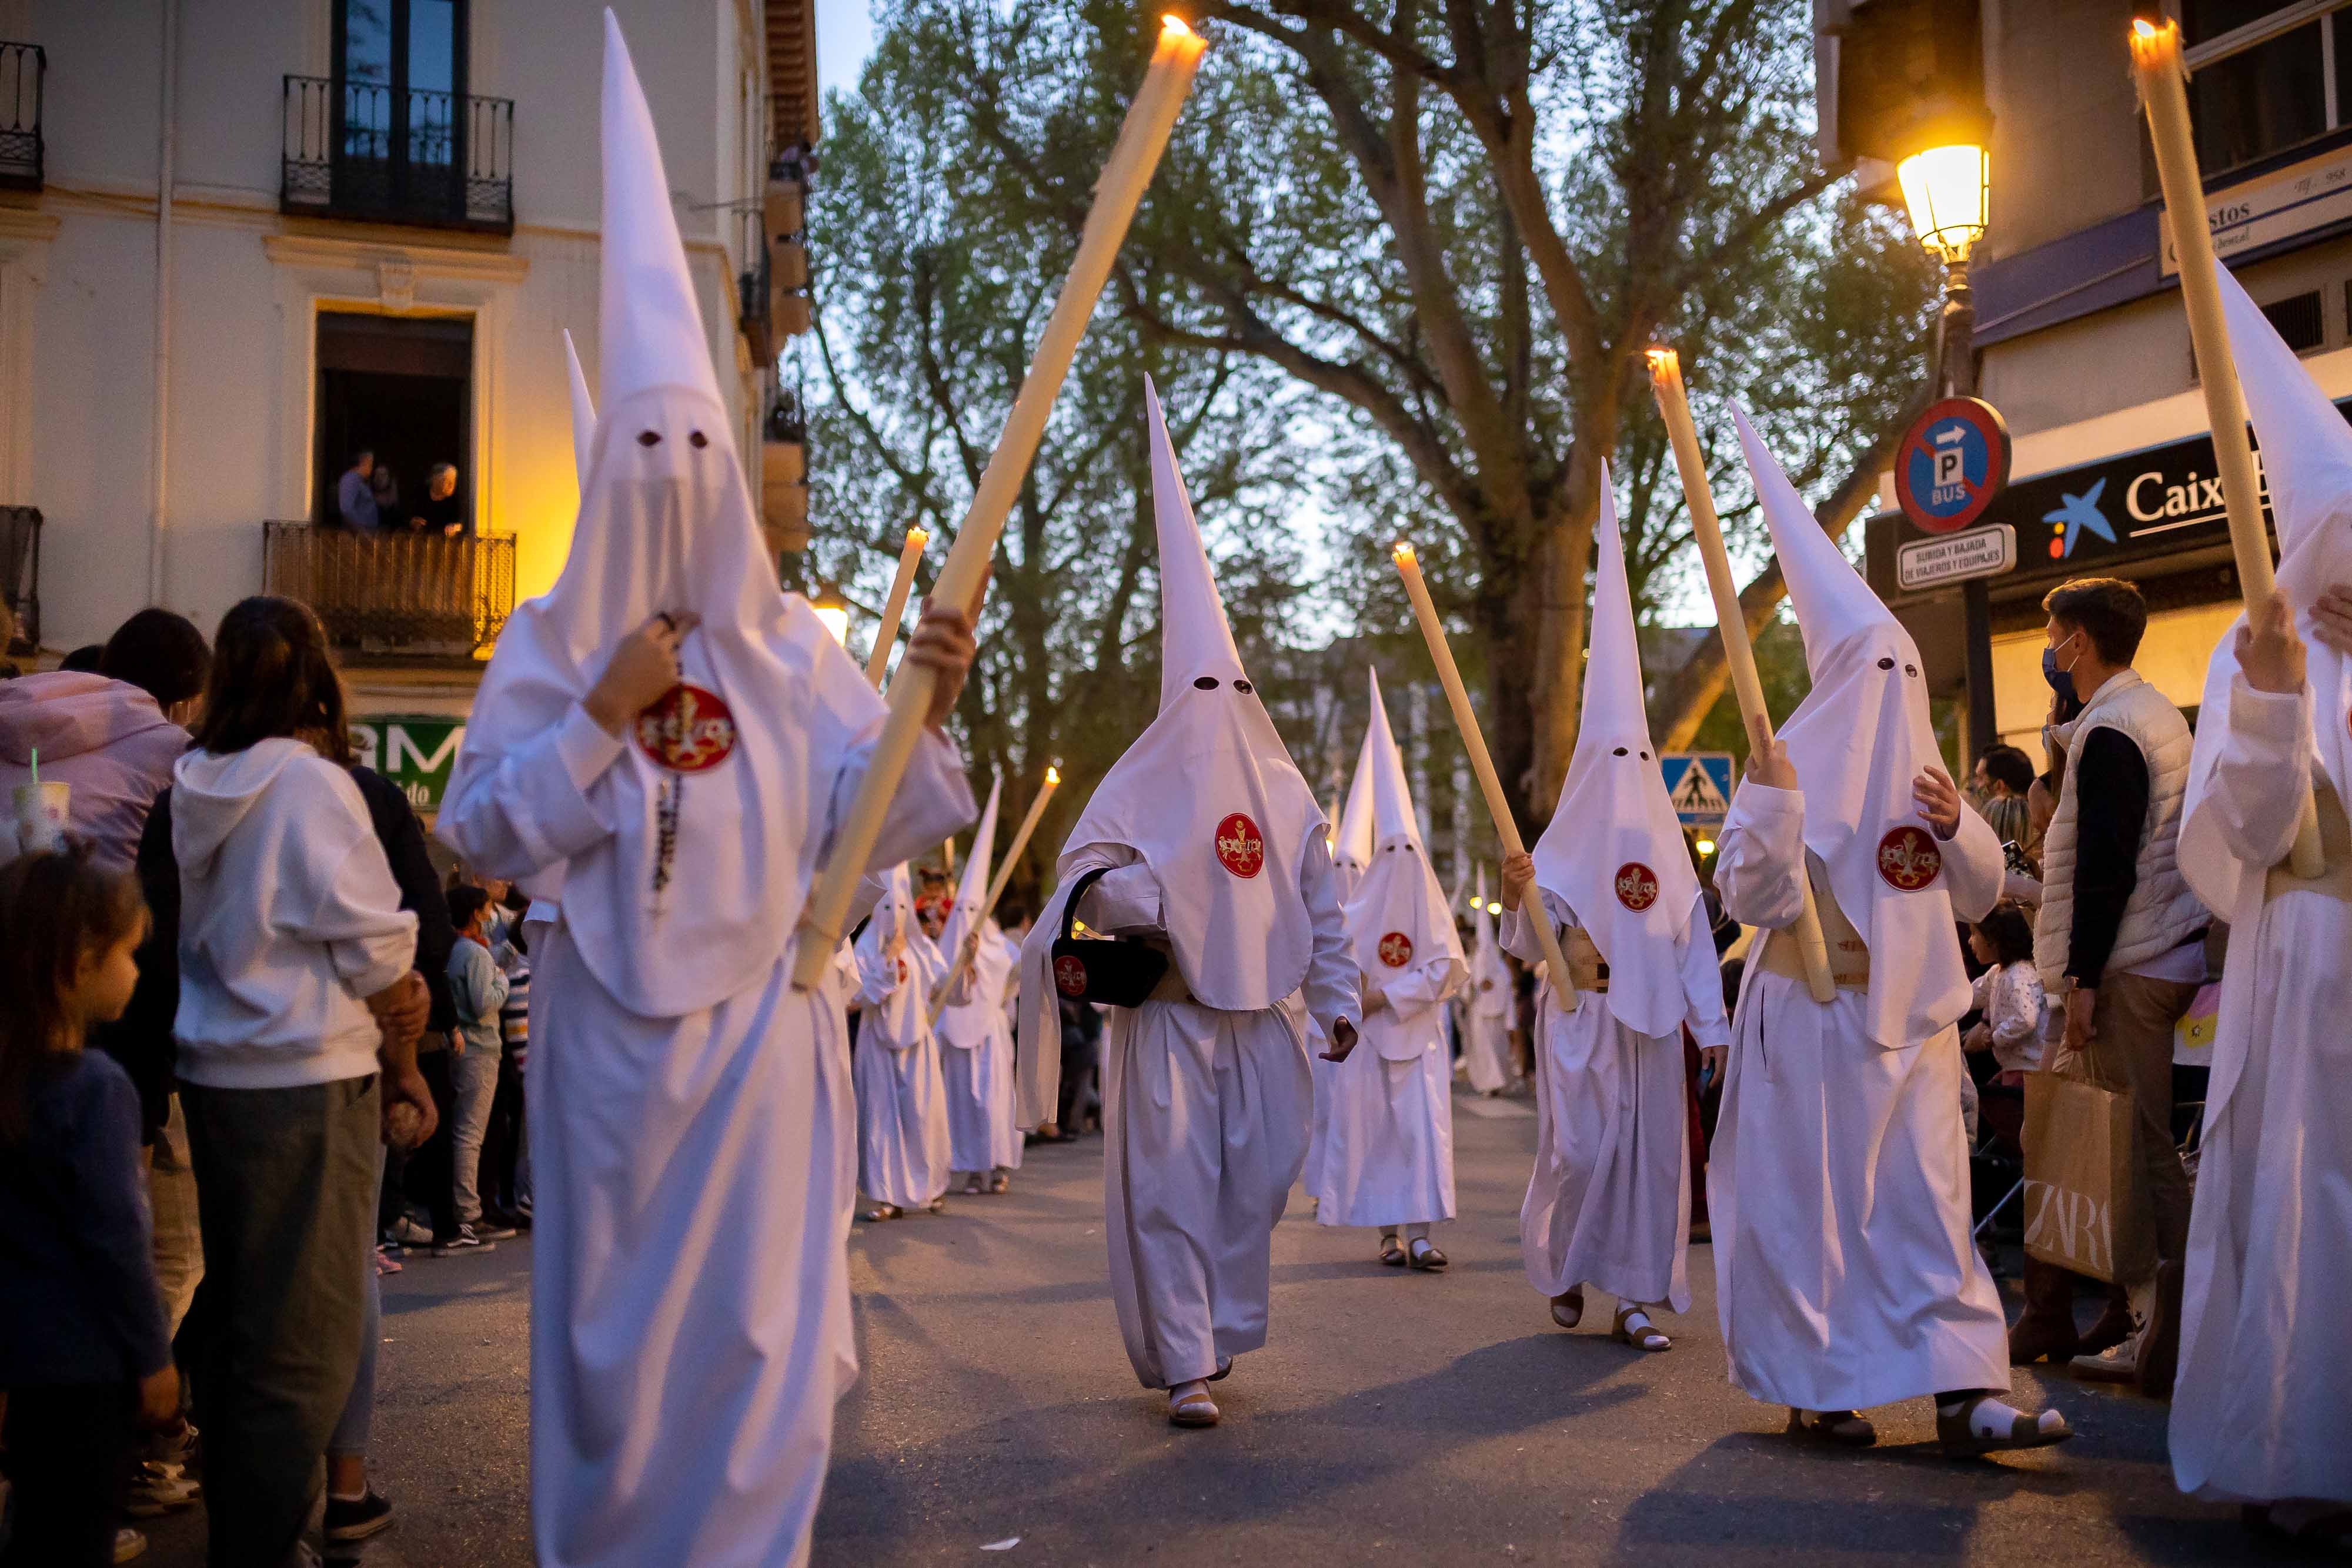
<box><xmin>895</xmin><ymin>955</ymin><xmax>910</xmax><ymax>987</ymax></box>
<box><xmin>1377</xmin><ymin>931</ymin><xmax>1414</xmax><ymax>968</ymax></box>
<box><xmin>1877</xmin><ymin>824</ymin><xmax>1944</xmax><ymax>891</ymax></box>
<box><xmin>1053</xmin><ymin>954</ymin><xmax>1089</xmax><ymax>997</ymax></box>
<box><xmin>634</xmin><ymin>683</ymin><xmax>737</xmax><ymax>773</ymax></box>
<box><xmin>1613</xmin><ymin>861</ymin><xmax>1661</xmax><ymax>912</ymax></box>
<box><xmin>1214</xmin><ymin>813</ymin><xmax>1265</xmax><ymax>879</ymax></box>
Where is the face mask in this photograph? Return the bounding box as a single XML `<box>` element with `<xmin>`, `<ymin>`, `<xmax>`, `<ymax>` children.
<box><xmin>2042</xmin><ymin>631</ymin><xmax>2080</xmax><ymax>704</ymax></box>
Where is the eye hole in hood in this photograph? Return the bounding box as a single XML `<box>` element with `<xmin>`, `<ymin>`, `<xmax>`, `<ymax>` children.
<box><xmin>1193</xmin><ymin>676</ymin><xmax>1220</xmax><ymax>690</ymax></box>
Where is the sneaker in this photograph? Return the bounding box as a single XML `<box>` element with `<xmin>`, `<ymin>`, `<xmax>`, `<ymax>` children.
<box><xmin>114</xmin><ymin>1527</ymin><xmax>148</xmax><ymax>1563</ymax></box>
<box><xmin>430</xmin><ymin>1225</ymin><xmax>496</xmax><ymax>1256</ymax></box>
<box><xmin>375</xmin><ymin>1243</ymin><xmax>403</xmax><ymax>1275</ymax></box>
<box><xmin>2070</xmin><ymin>1326</ymin><xmax>2143</xmax><ymax>1382</ymax></box>
<box><xmin>123</xmin><ymin>1466</ymin><xmax>201</xmax><ymax>1517</ymax></box>
<box><xmin>325</xmin><ymin>1489</ymin><xmax>396</xmax><ymax>1543</ymax></box>
<box><xmin>470</xmin><ymin>1217</ymin><xmax>519</xmax><ymax>1241</ymax></box>
<box><xmin>385</xmin><ymin>1215</ymin><xmax>434</xmax><ymax>1247</ymax></box>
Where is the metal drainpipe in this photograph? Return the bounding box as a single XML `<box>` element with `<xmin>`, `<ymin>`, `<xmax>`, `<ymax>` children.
<box><xmin>148</xmin><ymin>0</ymin><xmax>176</xmax><ymax>606</ymax></box>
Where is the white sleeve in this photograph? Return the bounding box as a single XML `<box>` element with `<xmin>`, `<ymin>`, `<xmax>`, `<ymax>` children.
<box><xmin>2204</xmin><ymin>676</ymin><xmax>2317</xmax><ymax>867</ymax></box>
<box><xmin>1940</xmin><ymin>801</ymin><xmax>2007</xmax><ymax>923</ymax></box>
<box><xmin>1714</xmin><ymin>783</ymin><xmax>1808</xmax><ymax>931</ymax></box>
<box><xmin>436</xmin><ymin>704</ymin><xmax>631</xmax><ymax>878</ymax></box>
<box><xmin>1676</xmin><ymin>894</ymin><xmax>1731</xmax><ymax>1051</ymax></box>
<box><xmin>1298</xmin><ymin>833</ymin><xmax>1361</xmax><ymax>1035</ymax></box>
<box><xmin>1073</xmin><ymin>863</ymin><xmax>1165</xmax><ymax>936</ymax></box>
<box><xmin>1499</xmin><ymin>888</ymin><xmax>1572</xmax><ymax>964</ymax></box>
<box><xmin>828</xmin><ymin>727</ymin><xmax>978</xmax><ymax>882</ymax></box>
<box><xmin>1990</xmin><ymin>964</ymin><xmax>2042</xmax><ymax>1053</ymax></box>
<box><xmin>275</xmin><ymin>764</ymin><xmax>419</xmax><ymax>999</ymax></box>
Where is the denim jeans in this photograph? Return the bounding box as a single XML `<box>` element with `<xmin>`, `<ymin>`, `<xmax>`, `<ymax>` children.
<box><xmin>449</xmin><ymin>1047</ymin><xmax>501</xmax><ymax>1226</ymax></box>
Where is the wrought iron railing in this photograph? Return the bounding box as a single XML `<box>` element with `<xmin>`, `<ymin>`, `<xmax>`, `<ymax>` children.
<box><xmin>1</xmin><ymin>505</ymin><xmax>39</xmax><ymax>656</ymax></box>
<box><xmin>280</xmin><ymin>76</ymin><xmax>513</xmax><ymax>233</ymax></box>
<box><xmin>262</xmin><ymin>521</ymin><xmax>513</xmax><ymax>661</ymax></box>
<box><xmin>0</xmin><ymin>42</ymin><xmax>42</xmax><ymax>191</ymax></box>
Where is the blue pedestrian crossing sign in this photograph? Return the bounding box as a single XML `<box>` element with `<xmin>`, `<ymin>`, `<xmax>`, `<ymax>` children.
<box><xmin>1659</xmin><ymin>753</ymin><xmax>1735</xmax><ymax>827</ymax></box>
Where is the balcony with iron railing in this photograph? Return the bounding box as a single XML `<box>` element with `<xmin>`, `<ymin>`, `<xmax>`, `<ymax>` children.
<box><xmin>262</xmin><ymin>521</ymin><xmax>513</xmax><ymax>664</ymax></box>
<box><xmin>1</xmin><ymin>41</ymin><xmax>42</xmax><ymax>191</ymax></box>
<box><xmin>281</xmin><ymin>76</ymin><xmax>513</xmax><ymax>233</ymax></box>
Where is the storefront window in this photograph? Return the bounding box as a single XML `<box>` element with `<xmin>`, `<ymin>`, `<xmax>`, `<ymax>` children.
<box><xmin>2152</xmin><ymin>2</ymin><xmax>2352</xmax><ymax>182</ymax></box>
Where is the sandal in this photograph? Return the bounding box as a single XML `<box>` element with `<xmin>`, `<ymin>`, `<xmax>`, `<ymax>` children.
<box><xmin>988</xmin><ymin>1172</ymin><xmax>1010</xmax><ymax>1194</ymax></box>
<box><xmin>962</xmin><ymin>1174</ymin><xmax>985</xmax><ymax>1196</ymax></box>
<box><xmin>1379</xmin><ymin>1236</ymin><xmax>1408</xmax><ymax>1267</ymax></box>
<box><xmin>1785</xmin><ymin>1408</ymin><xmax>1877</xmax><ymax>1447</ymax></box>
<box><xmin>927</xmin><ymin>1196</ymin><xmax>948</xmax><ymax>1215</ymax></box>
<box><xmin>1550</xmin><ymin>1288</ymin><xmax>1585</xmax><ymax>1329</ymax></box>
<box><xmin>1613</xmin><ymin>1305</ymin><xmax>1671</xmax><ymax>1352</ymax></box>
<box><xmin>861</xmin><ymin>1203</ymin><xmax>903</xmax><ymax>1222</ymax></box>
<box><xmin>1167</xmin><ymin>1382</ymin><xmax>1220</xmax><ymax>1429</ymax></box>
<box><xmin>1206</xmin><ymin>1356</ymin><xmax>1234</xmax><ymax>1384</ymax></box>
<box><xmin>1408</xmin><ymin>1238</ymin><xmax>1449</xmax><ymax>1272</ymax></box>
<box><xmin>1935</xmin><ymin>1396</ymin><xmax>2071</xmax><ymax>1458</ymax></box>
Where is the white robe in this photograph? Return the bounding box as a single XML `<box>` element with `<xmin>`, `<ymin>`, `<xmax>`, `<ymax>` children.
<box><xmin>853</xmin><ymin>929</ymin><xmax>954</xmax><ymax>1210</ymax></box>
<box><xmin>442</xmin><ymin>709</ymin><xmax>971</xmax><ymax>1568</ymax></box>
<box><xmin>1311</xmin><ymin>948</ymin><xmax>1459</xmax><ymax>1229</ymax></box>
<box><xmin>937</xmin><ymin>927</ymin><xmax>1022</xmax><ymax>1173</ymax></box>
<box><xmin>1710</xmin><ymin>782</ymin><xmax>2010</xmax><ymax>1412</ymax></box>
<box><xmin>1071</xmin><ymin>834</ymin><xmax>1356</xmax><ymax>1389</ymax></box>
<box><xmin>1461</xmin><ymin>958</ymin><xmax>1515</xmax><ymax>1094</ymax></box>
<box><xmin>1506</xmin><ymin>888</ymin><xmax>1727</xmax><ymax>1311</ymax></box>
<box><xmin>2170</xmin><ymin>676</ymin><xmax>2352</xmax><ymax>1506</ymax></box>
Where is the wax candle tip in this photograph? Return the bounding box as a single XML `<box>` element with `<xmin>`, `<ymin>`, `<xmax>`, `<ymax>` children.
<box><xmin>1161</xmin><ymin>14</ymin><xmax>1195</xmax><ymax>38</ymax></box>
<box><xmin>1045</xmin><ymin>766</ymin><xmax>1060</xmax><ymax>784</ymax></box>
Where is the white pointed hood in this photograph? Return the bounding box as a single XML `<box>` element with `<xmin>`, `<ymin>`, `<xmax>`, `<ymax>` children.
<box><xmin>1736</xmin><ymin>404</ymin><xmax>1969</xmax><ymax>1047</ymax></box>
<box><xmin>1469</xmin><ymin>863</ymin><xmax>1510</xmax><ymax>1017</ymax></box>
<box><xmin>442</xmin><ymin>11</ymin><xmax>904</xmax><ymax>1019</ymax></box>
<box><xmin>853</xmin><ymin>863</ymin><xmax>940</xmax><ymax>1049</ymax></box>
<box><xmin>1333</xmin><ymin>672</ymin><xmax>1382</xmax><ymax>886</ymax></box>
<box><xmin>1531</xmin><ymin>466</ymin><xmax>1698</xmax><ymax>1036</ymax></box>
<box><xmin>1039</xmin><ymin>376</ymin><xmax>1324</xmax><ymax>1012</ymax></box>
<box><xmin>2183</xmin><ymin>266</ymin><xmax>2351</xmax><ymax>917</ymax></box>
<box><xmin>1342</xmin><ymin>675</ymin><xmax>1465</xmax><ymax>1055</ymax></box>
<box><xmin>563</xmin><ymin>328</ymin><xmax>597</xmax><ymax>492</ymax></box>
<box><xmin>941</xmin><ymin>774</ymin><xmax>1001</xmax><ymax>957</ymax></box>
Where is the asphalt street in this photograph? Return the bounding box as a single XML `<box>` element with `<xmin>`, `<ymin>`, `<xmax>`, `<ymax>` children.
<box><xmin>144</xmin><ymin>1081</ymin><xmax>2264</xmax><ymax>1566</ymax></box>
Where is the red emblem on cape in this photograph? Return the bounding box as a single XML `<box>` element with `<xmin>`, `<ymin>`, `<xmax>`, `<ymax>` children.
<box><xmin>1877</xmin><ymin>824</ymin><xmax>1943</xmax><ymax>891</ymax></box>
<box><xmin>1214</xmin><ymin>813</ymin><xmax>1265</xmax><ymax>879</ymax></box>
<box><xmin>634</xmin><ymin>683</ymin><xmax>737</xmax><ymax>773</ymax></box>
<box><xmin>895</xmin><ymin>955</ymin><xmax>910</xmax><ymax>987</ymax></box>
<box><xmin>1377</xmin><ymin>931</ymin><xmax>1414</xmax><ymax>968</ymax></box>
<box><xmin>1613</xmin><ymin>861</ymin><xmax>1661</xmax><ymax>912</ymax></box>
<box><xmin>1054</xmin><ymin>954</ymin><xmax>1089</xmax><ymax>997</ymax></box>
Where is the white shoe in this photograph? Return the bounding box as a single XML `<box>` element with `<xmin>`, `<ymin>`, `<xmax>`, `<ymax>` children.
<box><xmin>2070</xmin><ymin>1325</ymin><xmax>2143</xmax><ymax>1382</ymax></box>
<box><xmin>114</xmin><ymin>1528</ymin><xmax>148</xmax><ymax>1563</ymax></box>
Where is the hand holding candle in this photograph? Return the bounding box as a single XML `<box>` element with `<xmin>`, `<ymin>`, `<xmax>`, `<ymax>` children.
<box><xmin>2130</xmin><ymin>18</ymin><xmax>2324</xmax><ymax>877</ymax></box>
<box><xmin>788</xmin><ymin>17</ymin><xmax>1208</xmax><ymax>989</ymax></box>
<box><xmin>864</xmin><ymin>526</ymin><xmax>929</xmax><ymax>688</ymax></box>
<box><xmin>1391</xmin><ymin>542</ymin><xmax>1575</xmax><ymax>1007</ymax></box>
<box><xmin>1646</xmin><ymin>348</ymin><xmax>1838</xmax><ymax>1002</ymax></box>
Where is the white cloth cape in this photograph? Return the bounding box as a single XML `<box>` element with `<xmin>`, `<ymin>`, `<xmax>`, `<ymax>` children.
<box><xmin>851</xmin><ymin>870</ymin><xmax>953</xmax><ymax>1208</ymax></box>
<box><xmin>2169</xmin><ymin>650</ymin><xmax>2352</xmax><ymax>1504</ymax></box>
<box><xmin>1708</xmin><ymin>781</ymin><xmax>2011</xmax><ymax>1411</ymax></box>
<box><xmin>1461</xmin><ymin>891</ymin><xmax>1515</xmax><ymax>1094</ymax></box>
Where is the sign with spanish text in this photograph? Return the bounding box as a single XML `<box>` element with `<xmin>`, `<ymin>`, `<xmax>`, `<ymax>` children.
<box><xmin>350</xmin><ymin>714</ymin><xmax>466</xmax><ymax>813</ymax></box>
<box><xmin>2159</xmin><ymin>139</ymin><xmax>2352</xmax><ymax>277</ymax></box>
<box><xmin>1896</xmin><ymin>522</ymin><xmax>2014</xmax><ymax>591</ymax></box>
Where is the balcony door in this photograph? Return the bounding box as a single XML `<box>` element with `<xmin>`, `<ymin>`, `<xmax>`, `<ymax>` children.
<box><xmin>333</xmin><ymin>0</ymin><xmax>469</xmax><ymax>223</ymax></box>
<box><xmin>313</xmin><ymin>311</ymin><xmax>472</xmax><ymax>533</ymax></box>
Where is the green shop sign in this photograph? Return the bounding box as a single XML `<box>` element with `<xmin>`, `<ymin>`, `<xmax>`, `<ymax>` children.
<box><xmin>351</xmin><ymin>714</ymin><xmax>466</xmax><ymax>812</ymax></box>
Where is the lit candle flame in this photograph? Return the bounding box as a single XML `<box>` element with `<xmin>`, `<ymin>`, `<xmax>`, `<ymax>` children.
<box><xmin>2132</xmin><ymin>17</ymin><xmax>2161</xmax><ymax>40</ymax></box>
<box><xmin>1392</xmin><ymin>541</ymin><xmax>1416</xmax><ymax>566</ymax></box>
<box><xmin>1644</xmin><ymin>346</ymin><xmax>1675</xmax><ymax>373</ymax></box>
<box><xmin>1161</xmin><ymin>14</ymin><xmax>1195</xmax><ymax>39</ymax></box>
<box><xmin>1045</xmin><ymin>765</ymin><xmax>1061</xmax><ymax>785</ymax></box>
<box><xmin>907</xmin><ymin>526</ymin><xmax>929</xmax><ymax>547</ymax></box>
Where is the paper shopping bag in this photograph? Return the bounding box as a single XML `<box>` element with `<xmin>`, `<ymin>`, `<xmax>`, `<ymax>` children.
<box><xmin>2021</xmin><ymin>1069</ymin><xmax>2134</xmax><ymax>1283</ymax></box>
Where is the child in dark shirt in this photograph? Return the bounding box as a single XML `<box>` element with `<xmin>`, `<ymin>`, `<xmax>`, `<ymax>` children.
<box><xmin>0</xmin><ymin>848</ymin><xmax>178</xmax><ymax>1567</ymax></box>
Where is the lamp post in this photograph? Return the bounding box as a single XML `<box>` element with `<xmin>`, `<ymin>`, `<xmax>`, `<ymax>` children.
<box><xmin>1896</xmin><ymin>138</ymin><xmax>1999</xmax><ymax>756</ymax></box>
<box><xmin>810</xmin><ymin>581</ymin><xmax>850</xmax><ymax>646</ymax></box>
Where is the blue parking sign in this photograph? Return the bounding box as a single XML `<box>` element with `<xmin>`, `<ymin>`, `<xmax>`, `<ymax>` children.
<box><xmin>1659</xmin><ymin>753</ymin><xmax>1735</xmax><ymax>827</ymax></box>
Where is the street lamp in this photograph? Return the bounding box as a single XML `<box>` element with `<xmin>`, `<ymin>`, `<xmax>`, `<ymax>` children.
<box><xmin>811</xmin><ymin>581</ymin><xmax>850</xmax><ymax>646</ymax></box>
<box><xmin>1896</xmin><ymin>141</ymin><xmax>1989</xmax><ymax>397</ymax></box>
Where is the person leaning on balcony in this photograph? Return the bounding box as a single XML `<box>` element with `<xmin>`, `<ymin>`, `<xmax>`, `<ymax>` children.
<box><xmin>2012</xmin><ymin>576</ymin><xmax>2209</xmax><ymax>1395</ymax></box>
<box><xmin>336</xmin><ymin>451</ymin><xmax>380</xmax><ymax>531</ymax></box>
<box><xmin>412</xmin><ymin>463</ymin><xmax>465</xmax><ymax>537</ymax></box>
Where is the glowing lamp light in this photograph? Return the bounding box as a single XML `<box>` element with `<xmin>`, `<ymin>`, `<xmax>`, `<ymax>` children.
<box><xmin>811</xmin><ymin>582</ymin><xmax>851</xmax><ymax>646</ymax></box>
<box><xmin>1896</xmin><ymin>143</ymin><xmax>1990</xmax><ymax>265</ymax></box>
<box><xmin>1695</xmin><ymin>837</ymin><xmax>1718</xmax><ymax>857</ymax></box>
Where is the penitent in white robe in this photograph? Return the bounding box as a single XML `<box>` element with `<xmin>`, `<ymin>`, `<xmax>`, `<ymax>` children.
<box><xmin>2170</xmin><ymin>673</ymin><xmax>2352</xmax><ymax>1506</ymax></box>
<box><xmin>1505</xmin><ymin>887</ymin><xmax>1726</xmax><ymax>1312</ymax></box>
<box><xmin>442</xmin><ymin>717</ymin><xmax>970</xmax><ymax>1568</ymax></box>
<box><xmin>1312</xmin><ymin>951</ymin><xmax>1461</xmax><ymax>1229</ymax></box>
<box><xmin>853</xmin><ymin>928</ymin><xmax>954</xmax><ymax>1211</ymax></box>
<box><xmin>1461</xmin><ymin>948</ymin><xmax>1515</xmax><ymax>1094</ymax></box>
<box><xmin>1710</xmin><ymin>782</ymin><xmax>2010</xmax><ymax>1412</ymax></box>
<box><xmin>1066</xmin><ymin>835</ymin><xmax>1356</xmax><ymax>1389</ymax></box>
<box><xmin>938</xmin><ymin>927</ymin><xmax>1023</xmax><ymax>1174</ymax></box>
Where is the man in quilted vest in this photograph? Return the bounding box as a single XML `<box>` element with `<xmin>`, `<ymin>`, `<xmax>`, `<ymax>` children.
<box><xmin>2016</xmin><ymin>577</ymin><xmax>2208</xmax><ymax>1394</ymax></box>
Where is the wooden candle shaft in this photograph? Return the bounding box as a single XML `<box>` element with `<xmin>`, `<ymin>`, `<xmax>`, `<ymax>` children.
<box><xmin>930</xmin><ymin>778</ymin><xmax>1058</xmax><ymax>1025</ymax></box>
<box><xmin>2136</xmin><ymin>29</ymin><xmax>2324</xmax><ymax>877</ymax></box>
<box><xmin>1393</xmin><ymin>551</ymin><xmax>1575</xmax><ymax>1007</ymax></box>
<box><xmin>1648</xmin><ymin>356</ymin><xmax>1838</xmax><ymax>1003</ymax></box>
<box><xmin>788</xmin><ymin>27</ymin><xmax>1207</xmax><ymax>990</ymax></box>
<box><xmin>864</xmin><ymin>531</ymin><xmax>927</xmax><ymax>688</ymax></box>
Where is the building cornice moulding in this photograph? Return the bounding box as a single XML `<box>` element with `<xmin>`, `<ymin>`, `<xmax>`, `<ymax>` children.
<box><xmin>262</xmin><ymin>233</ymin><xmax>531</xmax><ymax>286</ymax></box>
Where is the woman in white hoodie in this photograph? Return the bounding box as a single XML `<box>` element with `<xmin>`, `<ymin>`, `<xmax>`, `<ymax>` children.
<box><xmin>169</xmin><ymin>596</ymin><xmax>434</xmax><ymax>1568</ymax></box>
